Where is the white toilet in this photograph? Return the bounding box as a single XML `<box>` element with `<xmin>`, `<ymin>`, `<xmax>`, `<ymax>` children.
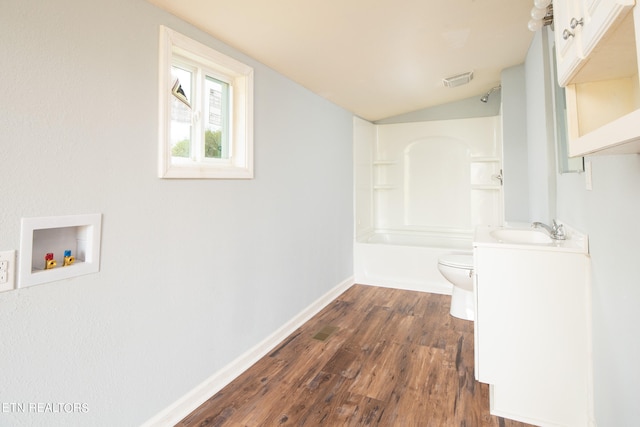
<box><xmin>437</xmin><ymin>254</ymin><xmax>475</xmax><ymax>321</ymax></box>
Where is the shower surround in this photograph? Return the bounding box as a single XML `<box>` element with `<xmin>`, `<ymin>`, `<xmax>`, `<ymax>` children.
<box><xmin>354</xmin><ymin>116</ymin><xmax>504</xmax><ymax>293</ymax></box>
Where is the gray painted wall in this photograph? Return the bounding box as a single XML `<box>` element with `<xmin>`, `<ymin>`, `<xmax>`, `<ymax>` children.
<box><xmin>501</xmin><ymin>65</ymin><xmax>530</xmax><ymax>222</ymax></box>
<box><xmin>527</xmin><ymin>28</ymin><xmax>640</xmax><ymax>426</ymax></box>
<box><xmin>557</xmin><ymin>155</ymin><xmax>640</xmax><ymax>425</ymax></box>
<box><xmin>525</xmin><ymin>30</ymin><xmax>558</xmax><ymax>224</ymax></box>
<box><xmin>374</xmin><ymin>92</ymin><xmax>501</xmax><ymax>124</ymax></box>
<box><xmin>0</xmin><ymin>0</ymin><xmax>353</xmax><ymax>425</ymax></box>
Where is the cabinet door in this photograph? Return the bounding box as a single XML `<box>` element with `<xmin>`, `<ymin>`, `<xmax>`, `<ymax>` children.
<box><xmin>554</xmin><ymin>0</ymin><xmax>585</xmax><ymax>85</ymax></box>
<box><xmin>580</xmin><ymin>0</ymin><xmax>634</xmax><ymax>56</ymax></box>
<box><xmin>474</xmin><ymin>247</ymin><xmax>514</xmax><ymax>384</ymax></box>
<box><xmin>474</xmin><ymin>246</ymin><xmax>591</xmax><ymax>425</ymax></box>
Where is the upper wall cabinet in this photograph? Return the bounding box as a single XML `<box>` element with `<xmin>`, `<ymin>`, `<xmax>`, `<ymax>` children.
<box><xmin>554</xmin><ymin>0</ymin><xmax>640</xmax><ymax>156</ymax></box>
<box><xmin>555</xmin><ymin>0</ymin><xmax>586</xmax><ymax>82</ymax></box>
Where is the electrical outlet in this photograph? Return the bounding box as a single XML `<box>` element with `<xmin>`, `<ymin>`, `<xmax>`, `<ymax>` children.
<box><xmin>0</xmin><ymin>250</ymin><xmax>17</xmax><ymax>292</ymax></box>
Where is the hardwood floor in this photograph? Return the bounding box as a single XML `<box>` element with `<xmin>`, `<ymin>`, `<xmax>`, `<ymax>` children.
<box><xmin>177</xmin><ymin>284</ymin><xmax>534</xmax><ymax>426</ymax></box>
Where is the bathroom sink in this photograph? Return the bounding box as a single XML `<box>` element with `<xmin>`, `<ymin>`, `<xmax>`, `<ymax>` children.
<box><xmin>475</xmin><ymin>224</ymin><xmax>588</xmax><ymax>254</ymax></box>
<box><xmin>489</xmin><ymin>228</ymin><xmax>553</xmax><ymax>244</ymax></box>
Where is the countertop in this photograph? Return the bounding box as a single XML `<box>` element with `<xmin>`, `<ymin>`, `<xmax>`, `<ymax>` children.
<box><xmin>473</xmin><ymin>223</ymin><xmax>589</xmax><ymax>254</ymax></box>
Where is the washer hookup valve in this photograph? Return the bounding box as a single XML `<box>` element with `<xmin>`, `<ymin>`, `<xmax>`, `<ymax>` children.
<box><xmin>63</xmin><ymin>250</ymin><xmax>75</xmax><ymax>266</ymax></box>
<box><xmin>45</xmin><ymin>252</ymin><xmax>57</xmax><ymax>270</ymax></box>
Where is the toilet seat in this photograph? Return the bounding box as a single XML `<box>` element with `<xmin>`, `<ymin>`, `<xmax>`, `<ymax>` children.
<box><xmin>438</xmin><ymin>254</ymin><xmax>473</xmax><ymax>269</ymax></box>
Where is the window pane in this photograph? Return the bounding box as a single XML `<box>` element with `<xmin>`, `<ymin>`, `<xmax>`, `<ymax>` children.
<box><xmin>204</xmin><ymin>75</ymin><xmax>230</xmax><ymax>159</ymax></box>
<box><xmin>170</xmin><ymin>66</ymin><xmax>193</xmax><ymax>159</ymax></box>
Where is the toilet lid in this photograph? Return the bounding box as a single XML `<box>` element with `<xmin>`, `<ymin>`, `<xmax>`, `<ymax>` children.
<box><xmin>439</xmin><ymin>254</ymin><xmax>473</xmax><ymax>269</ymax></box>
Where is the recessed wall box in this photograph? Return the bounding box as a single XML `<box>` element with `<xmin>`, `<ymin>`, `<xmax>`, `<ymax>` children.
<box><xmin>19</xmin><ymin>214</ymin><xmax>102</xmax><ymax>287</ymax></box>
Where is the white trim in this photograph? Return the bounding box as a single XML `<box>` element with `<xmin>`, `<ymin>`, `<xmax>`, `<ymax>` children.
<box><xmin>142</xmin><ymin>276</ymin><xmax>354</xmax><ymax>427</ymax></box>
<box><xmin>18</xmin><ymin>214</ymin><xmax>102</xmax><ymax>288</ymax></box>
<box><xmin>158</xmin><ymin>26</ymin><xmax>254</xmax><ymax>179</ymax></box>
<box><xmin>585</xmin><ymin>257</ymin><xmax>597</xmax><ymax>427</ymax></box>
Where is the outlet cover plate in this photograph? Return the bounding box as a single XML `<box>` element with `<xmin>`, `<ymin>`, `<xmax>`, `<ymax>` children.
<box><xmin>585</xmin><ymin>161</ymin><xmax>593</xmax><ymax>191</ymax></box>
<box><xmin>0</xmin><ymin>250</ymin><xmax>17</xmax><ymax>292</ymax></box>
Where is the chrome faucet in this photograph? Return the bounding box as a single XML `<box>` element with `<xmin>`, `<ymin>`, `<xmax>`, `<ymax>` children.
<box><xmin>532</xmin><ymin>219</ymin><xmax>566</xmax><ymax>240</ymax></box>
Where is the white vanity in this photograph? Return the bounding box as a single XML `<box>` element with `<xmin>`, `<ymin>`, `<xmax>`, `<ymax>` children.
<box><xmin>473</xmin><ymin>224</ymin><xmax>592</xmax><ymax>427</ymax></box>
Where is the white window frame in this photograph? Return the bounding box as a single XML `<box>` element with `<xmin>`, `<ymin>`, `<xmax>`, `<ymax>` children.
<box><xmin>158</xmin><ymin>26</ymin><xmax>254</xmax><ymax>179</ymax></box>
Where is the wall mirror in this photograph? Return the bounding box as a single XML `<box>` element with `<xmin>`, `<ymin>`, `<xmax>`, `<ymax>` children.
<box><xmin>552</xmin><ymin>48</ymin><xmax>584</xmax><ymax>174</ymax></box>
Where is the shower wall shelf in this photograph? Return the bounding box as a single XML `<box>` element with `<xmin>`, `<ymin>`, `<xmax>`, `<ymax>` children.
<box><xmin>471</xmin><ymin>155</ymin><xmax>502</xmax><ymax>189</ymax></box>
<box><xmin>19</xmin><ymin>213</ymin><xmax>102</xmax><ymax>288</ymax></box>
<box><xmin>373</xmin><ymin>159</ymin><xmax>396</xmax><ymax>190</ymax></box>
<box><xmin>471</xmin><ymin>156</ymin><xmax>501</xmax><ymax>162</ymax></box>
<box><xmin>472</xmin><ymin>185</ymin><xmax>502</xmax><ymax>190</ymax></box>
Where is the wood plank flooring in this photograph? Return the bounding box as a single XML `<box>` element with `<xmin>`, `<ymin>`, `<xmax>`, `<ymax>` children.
<box><xmin>177</xmin><ymin>284</ymin><xmax>534</xmax><ymax>426</ymax></box>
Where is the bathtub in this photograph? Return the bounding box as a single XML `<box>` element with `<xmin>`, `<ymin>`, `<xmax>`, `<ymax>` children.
<box><xmin>354</xmin><ymin>231</ymin><xmax>473</xmax><ymax>294</ymax></box>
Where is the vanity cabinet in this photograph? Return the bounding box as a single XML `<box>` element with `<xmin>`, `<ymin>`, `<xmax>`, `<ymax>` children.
<box><xmin>473</xmin><ymin>227</ymin><xmax>591</xmax><ymax>426</ymax></box>
<box><xmin>553</xmin><ymin>0</ymin><xmax>640</xmax><ymax>156</ymax></box>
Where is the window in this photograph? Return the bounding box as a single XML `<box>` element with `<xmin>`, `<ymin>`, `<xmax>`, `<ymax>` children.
<box><xmin>158</xmin><ymin>26</ymin><xmax>254</xmax><ymax>179</ymax></box>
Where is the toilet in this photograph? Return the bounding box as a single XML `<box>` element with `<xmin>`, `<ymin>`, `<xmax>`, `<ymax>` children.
<box><xmin>437</xmin><ymin>254</ymin><xmax>475</xmax><ymax>321</ymax></box>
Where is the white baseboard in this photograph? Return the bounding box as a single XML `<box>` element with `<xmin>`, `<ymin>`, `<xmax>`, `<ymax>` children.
<box><xmin>355</xmin><ymin>277</ymin><xmax>452</xmax><ymax>296</ymax></box>
<box><xmin>142</xmin><ymin>276</ymin><xmax>354</xmax><ymax>427</ymax></box>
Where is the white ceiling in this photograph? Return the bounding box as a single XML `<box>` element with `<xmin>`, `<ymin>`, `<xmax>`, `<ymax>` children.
<box><xmin>147</xmin><ymin>0</ymin><xmax>535</xmax><ymax>121</ymax></box>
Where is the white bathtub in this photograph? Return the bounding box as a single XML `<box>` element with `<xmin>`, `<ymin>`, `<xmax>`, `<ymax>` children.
<box><xmin>354</xmin><ymin>231</ymin><xmax>473</xmax><ymax>294</ymax></box>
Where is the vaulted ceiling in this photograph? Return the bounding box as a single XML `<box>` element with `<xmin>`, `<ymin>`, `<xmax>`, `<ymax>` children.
<box><xmin>147</xmin><ymin>0</ymin><xmax>535</xmax><ymax>121</ymax></box>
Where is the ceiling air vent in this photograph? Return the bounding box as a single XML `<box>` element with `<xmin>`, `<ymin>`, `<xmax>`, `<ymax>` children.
<box><xmin>442</xmin><ymin>71</ymin><xmax>474</xmax><ymax>88</ymax></box>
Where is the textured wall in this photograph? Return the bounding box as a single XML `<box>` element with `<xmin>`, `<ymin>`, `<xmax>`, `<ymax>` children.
<box><xmin>526</xmin><ymin>28</ymin><xmax>640</xmax><ymax>426</ymax></box>
<box><xmin>524</xmin><ymin>30</ymin><xmax>557</xmax><ymax>224</ymax></box>
<box><xmin>501</xmin><ymin>64</ymin><xmax>530</xmax><ymax>223</ymax></box>
<box><xmin>557</xmin><ymin>155</ymin><xmax>640</xmax><ymax>426</ymax></box>
<box><xmin>0</xmin><ymin>0</ymin><xmax>354</xmax><ymax>425</ymax></box>
<box><xmin>374</xmin><ymin>92</ymin><xmax>501</xmax><ymax>124</ymax></box>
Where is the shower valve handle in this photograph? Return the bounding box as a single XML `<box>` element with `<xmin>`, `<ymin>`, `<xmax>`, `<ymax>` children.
<box><xmin>491</xmin><ymin>169</ymin><xmax>503</xmax><ymax>186</ymax></box>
